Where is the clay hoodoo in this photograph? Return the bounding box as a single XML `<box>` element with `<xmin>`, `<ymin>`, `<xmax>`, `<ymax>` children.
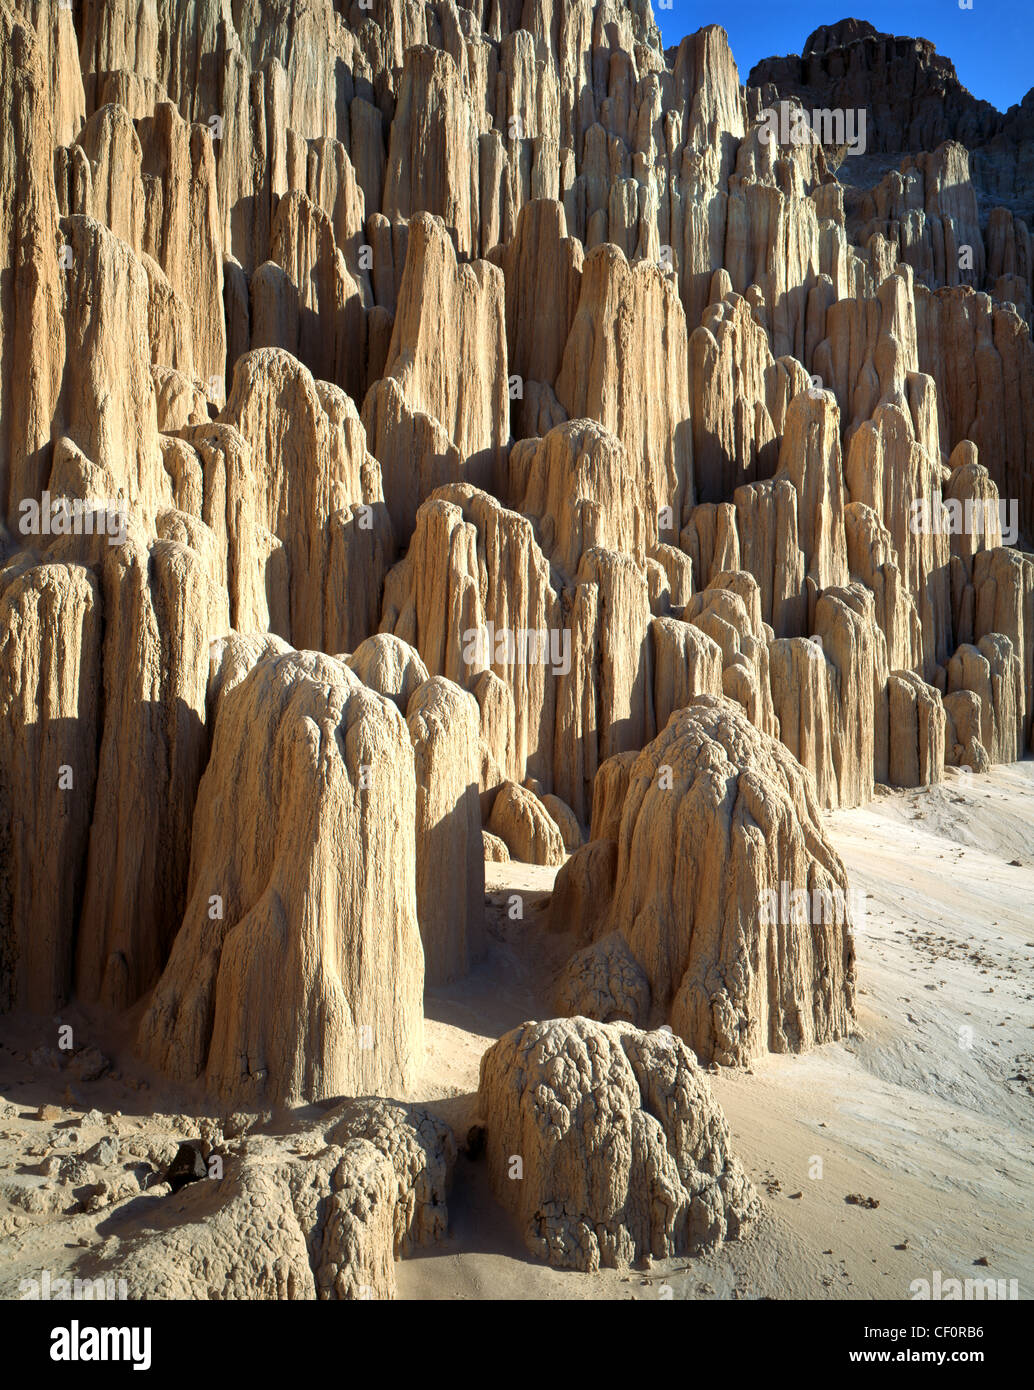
<box><xmin>551</xmin><ymin>695</ymin><xmax>856</xmax><ymax>1066</ymax></box>
<box><xmin>477</xmin><ymin>1016</ymin><xmax>759</xmax><ymax>1271</ymax></box>
<box><xmin>138</xmin><ymin>650</ymin><xmax>424</xmax><ymax>1106</ymax></box>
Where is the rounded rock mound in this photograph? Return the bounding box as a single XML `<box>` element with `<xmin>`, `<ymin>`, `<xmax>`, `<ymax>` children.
<box><xmin>477</xmin><ymin>1015</ymin><xmax>759</xmax><ymax>1272</ymax></box>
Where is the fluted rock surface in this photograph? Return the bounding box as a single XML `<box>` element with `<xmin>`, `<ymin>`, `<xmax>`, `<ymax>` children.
<box><xmin>406</xmin><ymin>675</ymin><xmax>485</xmax><ymax>985</ymax></box>
<box><xmin>74</xmin><ymin>536</ymin><xmax>216</xmax><ymax>1010</ymax></box>
<box><xmin>362</xmin><ymin>212</ymin><xmax>508</xmax><ymax>541</ymax></box>
<box><xmin>221</xmin><ymin>347</ymin><xmax>393</xmax><ymax>654</ymax></box>
<box><xmin>0</xmin><ymin>0</ymin><xmax>66</xmax><ymax>528</ymax></box>
<box><xmin>559</xmin><ymin>695</ymin><xmax>856</xmax><ymax>1065</ymax></box>
<box><xmin>0</xmin><ymin>563</ymin><xmax>100</xmax><ymax>1011</ymax></box>
<box><xmin>139</xmin><ymin>651</ymin><xmax>423</xmax><ymax>1106</ymax></box>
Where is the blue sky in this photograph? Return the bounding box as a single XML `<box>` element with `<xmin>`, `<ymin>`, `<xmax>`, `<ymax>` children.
<box><xmin>653</xmin><ymin>2</ymin><xmax>1032</xmax><ymax>113</ymax></box>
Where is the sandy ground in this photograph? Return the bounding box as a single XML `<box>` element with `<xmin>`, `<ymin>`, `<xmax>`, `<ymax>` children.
<box><xmin>1</xmin><ymin>763</ymin><xmax>1032</xmax><ymax>1301</ymax></box>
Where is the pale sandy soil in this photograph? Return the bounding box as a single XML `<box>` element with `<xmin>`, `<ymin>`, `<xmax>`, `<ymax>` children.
<box><xmin>1</xmin><ymin>764</ymin><xmax>1031</xmax><ymax>1301</ymax></box>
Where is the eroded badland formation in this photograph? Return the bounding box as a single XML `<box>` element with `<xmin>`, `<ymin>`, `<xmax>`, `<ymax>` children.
<box><xmin>0</xmin><ymin>1</ymin><xmax>1032</xmax><ymax>1302</ymax></box>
